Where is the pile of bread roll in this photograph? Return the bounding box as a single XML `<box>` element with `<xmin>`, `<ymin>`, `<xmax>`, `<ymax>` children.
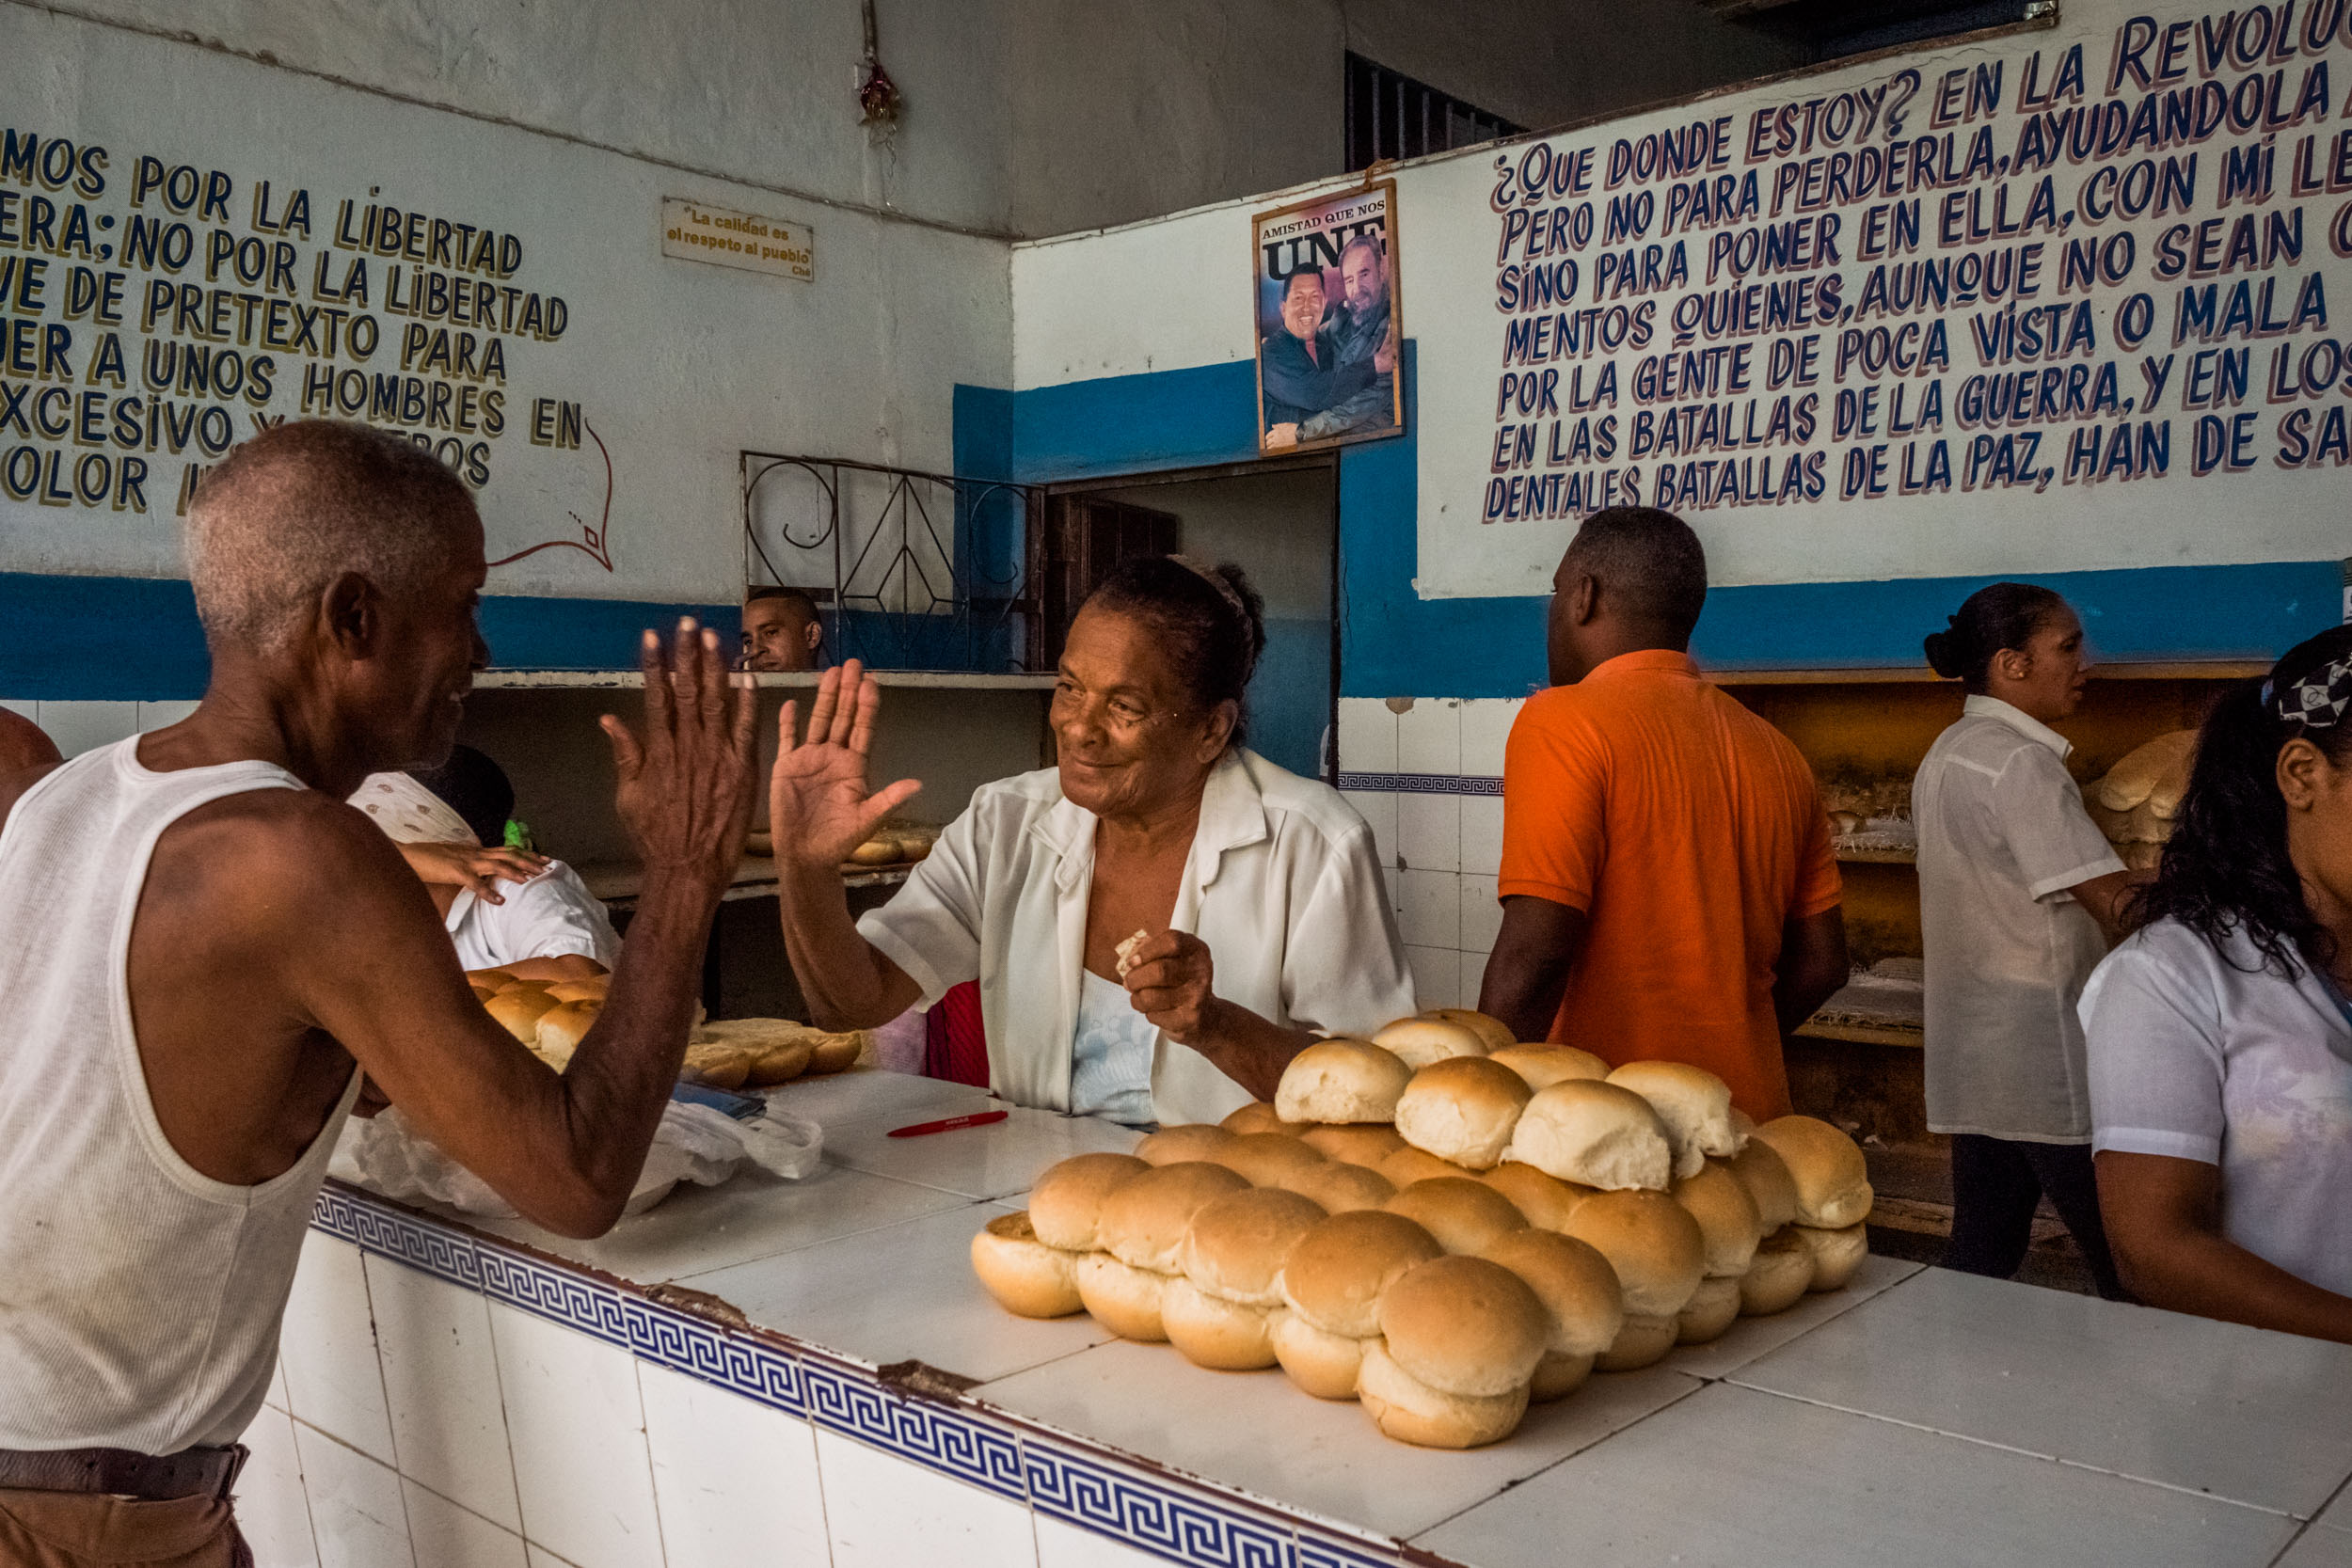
<box><xmin>469</xmin><ymin>967</ymin><xmax>866</xmax><ymax>1087</ymax></box>
<box><xmin>972</xmin><ymin>1008</ymin><xmax>1872</xmax><ymax>1450</ymax></box>
<box><xmin>2087</xmin><ymin>729</ymin><xmax>2197</xmax><ymax>872</ymax></box>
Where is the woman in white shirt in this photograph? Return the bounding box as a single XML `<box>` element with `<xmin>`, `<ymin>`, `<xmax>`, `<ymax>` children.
<box><xmin>1915</xmin><ymin>583</ymin><xmax>2136</xmax><ymax>1296</ymax></box>
<box><xmin>2085</xmin><ymin>626</ymin><xmax>2352</xmax><ymax>1342</ymax></box>
<box><xmin>768</xmin><ymin>558</ymin><xmax>1414</xmax><ymax>1127</ymax></box>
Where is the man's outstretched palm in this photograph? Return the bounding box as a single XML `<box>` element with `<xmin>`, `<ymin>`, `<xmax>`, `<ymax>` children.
<box><xmin>769</xmin><ymin>659</ymin><xmax>922</xmax><ymax>868</ymax></box>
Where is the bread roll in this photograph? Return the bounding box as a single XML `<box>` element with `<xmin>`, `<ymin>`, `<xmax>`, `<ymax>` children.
<box><xmin>1301</xmin><ymin>1124</ymin><xmax>1406</xmax><ymax>1168</ymax></box>
<box><xmin>1379</xmin><ymin>1255</ymin><xmax>1549</xmax><ymax>1398</ymax></box>
<box><xmin>1220</xmin><ymin>1101</ymin><xmax>1305</xmax><ymax>1137</ymax></box>
<box><xmin>1560</xmin><ymin>1189</ymin><xmax>1706</xmax><ymax>1318</ymax></box>
<box><xmin>545</xmin><ymin>978</ymin><xmax>610</xmax><ymax>1005</ymax></box>
<box><xmin>1750</xmin><ymin>1117</ymin><xmax>1873</xmax><ymax>1228</ymax></box>
<box><xmin>806</xmin><ymin>1032</ymin><xmax>866</xmax><ymax>1074</ymax></box>
<box><xmin>1488</xmin><ymin>1044</ymin><xmax>1610</xmax><ymax>1091</ymax></box>
<box><xmin>1385</xmin><ymin>1178</ymin><xmax>1529</xmax><ymax>1256</ymax></box>
<box><xmin>467</xmin><ymin>967</ymin><xmax>517</xmax><ymax>990</ymax></box>
<box><xmin>1372</xmin><ymin>1016</ymin><xmax>1488</xmax><ymax>1069</ymax></box>
<box><xmin>1279</xmin><ymin>1160</ymin><xmax>1395</xmax><ymax>1214</ymax></box>
<box><xmin>1796</xmin><ymin>1221</ymin><xmax>1868</xmax><ymax>1291</ymax></box>
<box><xmin>682</xmin><ymin>1041</ymin><xmax>753</xmax><ymax>1091</ymax></box>
<box><xmin>1074</xmin><ymin>1252</ymin><xmax>1168</xmax><ymax>1340</ymax></box>
<box><xmin>534</xmin><ymin>1000</ymin><xmax>602</xmax><ymax>1069</ymax></box>
<box><xmin>496</xmin><ymin>976</ymin><xmax>551</xmax><ymax>997</ymax></box>
<box><xmin>1182</xmin><ymin>1187</ymin><xmax>1328</xmax><ymax>1307</ymax></box>
<box><xmin>469</xmin><ymin>982</ymin><xmax>499</xmax><ymax>1006</ymax></box>
<box><xmin>1422</xmin><ymin>1008</ymin><xmax>1518</xmax><ymax>1055</ymax></box>
<box><xmin>1605</xmin><ymin>1061</ymin><xmax>1740</xmax><ymax>1178</ymax></box>
<box><xmin>1269</xmin><ymin>1310</ymin><xmax>1368</xmax><ymax>1400</ymax></box>
<box><xmin>2094</xmin><ymin>728</ymin><xmax>2198</xmax><ymax>812</ymax></box>
<box><xmin>849</xmin><ymin>835</ymin><xmax>900</xmax><ymax>865</ymax></box>
<box><xmin>1029</xmin><ymin>1152</ymin><xmax>1150</xmax><ymax>1251</ymax></box>
<box><xmin>1739</xmin><ymin>1227</ymin><xmax>1816</xmax><ymax>1316</ymax></box>
<box><xmin>1529</xmin><ymin>1349</ymin><xmax>1597</xmax><ymax>1402</ymax></box>
<box><xmin>1394</xmin><ymin>1056</ymin><xmax>1534</xmax><ymax>1170</ymax></box>
<box><xmin>1676</xmin><ymin>1275</ymin><xmax>1743</xmax><ymax>1344</ymax></box>
<box><xmin>486</xmin><ymin>989</ymin><xmax>561</xmax><ymax>1043</ymax></box>
<box><xmin>1505</xmin><ymin>1080</ymin><xmax>1675</xmax><ymax>1191</ymax></box>
<box><xmin>745</xmin><ymin>1037</ymin><xmax>814</xmax><ymax>1087</ymax></box>
<box><xmin>1481</xmin><ymin>1162</ymin><xmax>1593</xmax><ymax>1232</ymax></box>
<box><xmin>1161</xmin><ymin>1279</ymin><xmax>1277</xmax><ymax>1370</ymax></box>
<box><xmin>1725</xmin><ymin>1134</ymin><xmax>1801</xmax><ymax>1231</ymax></box>
<box><xmin>1280</xmin><ymin>1209</ymin><xmax>1445</xmax><ymax>1338</ymax></box>
<box><xmin>971</xmin><ymin>1212</ymin><xmax>1084</xmax><ymax>1318</ymax></box>
<box><xmin>1275</xmin><ymin>1038</ymin><xmax>1412</xmax><ymax>1124</ymax></box>
<box><xmin>1357</xmin><ymin>1341</ymin><xmax>1530</xmax><ymax>1449</ymax></box>
<box><xmin>1135</xmin><ymin>1124</ymin><xmax>1237</xmax><ymax>1166</ymax></box>
<box><xmin>1593</xmin><ymin>1312</ymin><xmax>1679</xmax><ymax>1372</ymax></box>
<box><xmin>1379</xmin><ymin>1145</ymin><xmax>1478</xmax><ymax>1188</ymax></box>
<box><xmin>1672</xmin><ymin>1161</ymin><xmax>1764</xmax><ymax>1278</ymax></box>
<box><xmin>1479</xmin><ymin>1228</ymin><xmax>1625</xmax><ymax>1381</ymax></box>
<box><xmin>1209</xmin><ymin>1132</ymin><xmax>1327</xmax><ymax>1188</ymax></box>
<box><xmin>1097</xmin><ymin>1162</ymin><xmax>1250</xmax><ymax>1274</ymax></box>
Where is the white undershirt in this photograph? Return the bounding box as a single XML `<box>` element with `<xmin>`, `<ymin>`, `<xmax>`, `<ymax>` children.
<box><xmin>1070</xmin><ymin>969</ymin><xmax>1157</xmax><ymax>1127</ymax></box>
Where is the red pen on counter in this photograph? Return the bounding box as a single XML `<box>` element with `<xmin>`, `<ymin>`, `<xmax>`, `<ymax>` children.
<box><xmin>886</xmin><ymin>1109</ymin><xmax>1009</xmax><ymax>1138</ymax></box>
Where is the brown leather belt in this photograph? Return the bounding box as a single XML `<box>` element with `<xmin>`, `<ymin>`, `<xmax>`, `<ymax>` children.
<box><xmin>0</xmin><ymin>1445</ymin><xmax>246</xmax><ymax>1502</ymax></box>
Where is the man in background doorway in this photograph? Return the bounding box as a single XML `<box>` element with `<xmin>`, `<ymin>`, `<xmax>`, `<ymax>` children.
<box><xmin>1477</xmin><ymin>506</ymin><xmax>1849</xmax><ymax>1120</ymax></box>
<box><xmin>742</xmin><ymin>586</ymin><xmax>824</xmax><ymax>673</ymax></box>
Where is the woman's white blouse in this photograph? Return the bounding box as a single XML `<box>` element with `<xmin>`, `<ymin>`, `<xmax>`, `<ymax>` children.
<box><xmin>857</xmin><ymin>747</ymin><xmax>1417</xmax><ymax>1126</ymax></box>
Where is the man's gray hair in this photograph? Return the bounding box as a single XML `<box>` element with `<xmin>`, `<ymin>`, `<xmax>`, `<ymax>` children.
<box><xmin>183</xmin><ymin>421</ymin><xmax>479</xmax><ymax>656</ymax></box>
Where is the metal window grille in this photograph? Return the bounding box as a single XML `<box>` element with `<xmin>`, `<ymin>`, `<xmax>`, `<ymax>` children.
<box><xmin>1343</xmin><ymin>53</ymin><xmax>1524</xmax><ymax>171</ymax></box>
<box><xmin>740</xmin><ymin>452</ymin><xmax>1040</xmax><ymax>673</ymax></box>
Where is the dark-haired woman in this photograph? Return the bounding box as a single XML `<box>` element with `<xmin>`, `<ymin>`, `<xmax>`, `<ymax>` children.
<box><xmin>2083</xmin><ymin>628</ymin><xmax>2352</xmax><ymax>1342</ymax></box>
<box><xmin>1914</xmin><ymin>584</ymin><xmax>2135</xmax><ymax>1296</ymax></box>
<box><xmin>764</xmin><ymin>557</ymin><xmax>1414</xmax><ymax>1126</ymax></box>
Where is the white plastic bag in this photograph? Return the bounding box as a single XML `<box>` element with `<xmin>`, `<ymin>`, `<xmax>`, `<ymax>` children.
<box><xmin>331</xmin><ymin>1097</ymin><xmax>824</xmax><ymax>1219</ymax></box>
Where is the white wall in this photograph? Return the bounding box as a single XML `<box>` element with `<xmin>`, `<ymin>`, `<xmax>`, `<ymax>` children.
<box><xmin>1013</xmin><ymin>0</ymin><xmax>2352</xmax><ymax>594</ymax></box>
<box><xmin>0</xmin><ymin>5</ymin><xmax>1009</xmax><ymax>607</ymax></box>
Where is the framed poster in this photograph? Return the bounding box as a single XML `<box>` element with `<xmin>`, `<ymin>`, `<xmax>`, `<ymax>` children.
<box><xmin>1252</xmin><ymin>180</ymin><xmax>1403</xmax><ymax>454</ymax></box>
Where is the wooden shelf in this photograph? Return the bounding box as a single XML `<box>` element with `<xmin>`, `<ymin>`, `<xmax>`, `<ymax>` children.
<box><xmin>1796</xmin><ymin>1020</ymin><xmax>1923</xmax><ymax>1048</ymax></box>
<box><xmin>1836</xmin><ymin>845</ymin><xmax>1916</xmax><ymax>865</ymax></box>
<box><xmin>577</xmin><ymin>855</ymin><xmax>911</xmax><ymax>909</ymax></box>
<box><xmin>1710</xmin><ymin>660</ymin><xmax>2264</xmax><ymax>687</ymax></box>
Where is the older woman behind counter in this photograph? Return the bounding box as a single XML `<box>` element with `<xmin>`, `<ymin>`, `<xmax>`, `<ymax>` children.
<box><xmin>767</xmin><ymin>558</ymin><xmax>1415</xmax><ymax>1126</ymax></box>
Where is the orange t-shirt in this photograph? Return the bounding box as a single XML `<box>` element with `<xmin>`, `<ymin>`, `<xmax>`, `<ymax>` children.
<box><xmin>1498</xmin><ymin>649</ymin><xmax>1841</xmax><ymax>1118</ymax></box>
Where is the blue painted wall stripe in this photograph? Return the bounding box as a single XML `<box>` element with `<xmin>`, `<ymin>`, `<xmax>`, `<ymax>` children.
<box><xmin>0</xmin><ymin>572</ymin><xmax>739</xmax><ymax>700</ymax></box>
<box><xmin>982</xmin><ymin>349</ymin><xmax>2343</xmax><ymax>697</ymax></box>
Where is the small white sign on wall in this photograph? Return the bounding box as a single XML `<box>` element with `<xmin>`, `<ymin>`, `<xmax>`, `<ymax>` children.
<box><xmin>661</xmin><ymin>197</ymin><xmax>814</xmax><ymax>282</ymax></box>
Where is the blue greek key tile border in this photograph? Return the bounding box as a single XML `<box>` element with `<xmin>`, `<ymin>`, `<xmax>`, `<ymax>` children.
<box><xmin>310</xmin><ymin>1180</ymin><xmax>1428</xmax><ymax>1567</ymax></box>
<box><xmin>1336</xmin><ymin>771</ymin><xmax>1502</xmax><ymax>798</ymax></box>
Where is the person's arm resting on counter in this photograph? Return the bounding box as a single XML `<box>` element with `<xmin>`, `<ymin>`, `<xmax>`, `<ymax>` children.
<box><xmin>2097</xmin><ymin>1152</ymin><xmax>2352</xmax><ymax>1343</ymax></box>
<box><xmin>169</xmin><ymin>627</ymin><xmax>756</xmax><ymax>1239</ymax></box>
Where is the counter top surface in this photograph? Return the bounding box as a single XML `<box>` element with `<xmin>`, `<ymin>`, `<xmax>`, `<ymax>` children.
<box><xmin>369</xmin><ymin>1069</ymin><xmax>2352</xmax><ymax>1568</ymax></box>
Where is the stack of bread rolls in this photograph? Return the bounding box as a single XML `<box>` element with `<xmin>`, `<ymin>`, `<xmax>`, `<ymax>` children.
<box><xmin>971</xmin><ymin>1008</ymin><xmax>1875</xmax><ymax>1449</ymax></box>
<box><xmin>2087</xmin><ymin>729</ymin><xmax>2197</xmax><ymax>872</ymax></box>
<box><xmin>465</xmin><ymin>966</ymin><xmax>866</xmax><ymax>1088</ymax></box>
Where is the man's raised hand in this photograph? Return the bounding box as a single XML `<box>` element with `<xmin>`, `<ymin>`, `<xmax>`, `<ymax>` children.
<box><xmin>770</xmin><ymin>659</ymin><xmax>922</xmax><ymax>869</ymax></box>
<box><xmin>599</xmin><ymin>618</ymin><xmax>760</xmax><ymax>891</ymax></box>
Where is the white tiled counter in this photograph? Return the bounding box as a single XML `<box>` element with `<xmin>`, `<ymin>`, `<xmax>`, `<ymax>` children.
<box><xmin>247</xmin><ymin>1069</ymin><xmax>2352</xmax><ymax>1568</ymax></box>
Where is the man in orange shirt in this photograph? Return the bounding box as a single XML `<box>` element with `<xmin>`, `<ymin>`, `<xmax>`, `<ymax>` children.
<box><xmin>1478</xmin><ymin>507</ymin><xmax>1847</xmax><ymax>1118</ymax></box>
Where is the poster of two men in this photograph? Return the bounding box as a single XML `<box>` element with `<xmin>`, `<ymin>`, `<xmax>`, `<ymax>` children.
<box><xmin>1253</xmin><ymin>180</ymin><xmax>1404</xmax><ymax>453</ymax></box>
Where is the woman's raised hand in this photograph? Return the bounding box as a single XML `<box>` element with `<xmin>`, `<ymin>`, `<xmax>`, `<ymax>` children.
<box><xmin>770</xmin><ymin>660</ymin><xmax>923</xmax><ymax>869</ymax></box>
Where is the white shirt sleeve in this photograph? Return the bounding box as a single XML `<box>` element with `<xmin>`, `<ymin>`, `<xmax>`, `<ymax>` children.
<box><xmin>1278</xmin><ymin>819</ymin><xmax>1419</xmax><ymax>1036</ymax></box>
<box><xmin>469</xmin><ymin>862</ymin><xmax>622</xmax><ymax>969</ymax></box>
<box><xmin>857</xmin><ymin>807</ymin><xmax>985</xmax><ymax>1006</ymax></box>
<box><xmin>1994</xmin><ymin>744</ymin><xmax>2128</xmax><ymax>901</ymax></box>
<box><xmin>2083</xmin><ymin>929</ymin><xmax>2228</xmax><ymax>1164</ymax></box>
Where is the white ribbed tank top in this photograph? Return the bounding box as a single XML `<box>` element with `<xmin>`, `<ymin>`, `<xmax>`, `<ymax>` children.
<box><xmin>0</xmin><ymin>737</ymin><xmax>359</xmax><ymax>1452</ymax></box>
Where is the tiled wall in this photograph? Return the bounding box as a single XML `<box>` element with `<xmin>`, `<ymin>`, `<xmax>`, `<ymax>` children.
<box><xmin>1335</xmin><ymin>695</ymin><xmax>1523</xmax><ymax>1015</ymax></box>
<box><xmin>1</xmin><ymin>699</ymin><xmax>198</xmax><ymax>757</ymax></box>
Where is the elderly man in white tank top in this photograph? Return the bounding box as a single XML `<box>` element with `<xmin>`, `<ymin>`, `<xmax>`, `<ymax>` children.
<box><xmin>0</xmin><ymin>422</ymin><xmax>758</xmax><ymax>1567</ymax></box>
